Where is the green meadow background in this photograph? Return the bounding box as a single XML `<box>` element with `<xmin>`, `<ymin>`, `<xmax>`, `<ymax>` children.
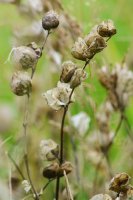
<box><xmin>0</xmin><ymin>0</ymin><xmax>133</xmax><ymax>199</ymax></box>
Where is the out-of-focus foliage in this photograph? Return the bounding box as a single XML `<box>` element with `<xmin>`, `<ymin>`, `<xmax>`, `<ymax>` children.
<box><xmin>0</xmin><ymin>0</ymin><xmax>133</xmax><ymax>200</ymax></box>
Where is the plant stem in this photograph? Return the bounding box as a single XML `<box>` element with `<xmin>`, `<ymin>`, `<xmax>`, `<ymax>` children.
<box><xmin>23</xmin><ymin>94</ymin><xmax>39</xmax><ymax>200</ymax></box>
<box><xmin>82</xmin><ymin>59</ymin><xmax>90</xmax><ymax>70</ymax></box>
<box><xmin>8</xmin><ymin>153</ymin><xmax>25</xmax><ymax>180</ymax></box>
<box><xmin>41</xmin><ymin>30</ymin><xmax>50</xmax><ymax>51</ymax></box>
<box><xmin>55</xmin><ymin>89</ymin><xmax>74</xmax><ymax>200</ymax></box>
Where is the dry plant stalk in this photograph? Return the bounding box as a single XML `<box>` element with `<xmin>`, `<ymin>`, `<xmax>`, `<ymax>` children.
<box><xmin>8</xmin><ymin>3</ymin><xmax>133</xmax><ymax>200</ymax></box>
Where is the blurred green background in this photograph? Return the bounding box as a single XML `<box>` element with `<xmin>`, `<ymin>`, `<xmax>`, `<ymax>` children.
<box><xmin>0</xmin><ymin>0</ymin><xmax>133</xmax><ymax>199</ymax></box>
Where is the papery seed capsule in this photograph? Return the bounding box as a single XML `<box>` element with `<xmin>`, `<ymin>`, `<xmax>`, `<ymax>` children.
<box><xmin>84</xmin><ymin>34</ymin><xmax>107</xmax><ymax>54</ymax></box>
<box><xmin>27</xmin><ymin>42</ymin><xmax>42</xmax><ymax>58</ymax></box>
<box><xmin>109</xmin><ymin>172</ymin><xmax>130</xmax><ymax>193</ymax></box>
<box><xmin>58</xmin><ymin>161</ymin><xmax>73</xmax><ymax>177</ymax></box>
<box><xmin>42</xmin><ymin>10</ymin><xmax>59</xmax><ymax>30</ymax></box>
<box><xmin>97</xmin><ymin>20</ymin><xmax>116</xmax><ymax>37</ymax></box>
<box><xmin>42</xmin><ymin>163</ymin><xmax>59</xmax><ymax>179</ymax></box>
<box><xmin>71</xmin><ymin>37</ymin><xmax>93</xmax><ymax>61</ymax></box>
<box><xmin>60</xmin><ymin>61</ymin><xmax>77</xmax><ymax>83</ymax></box>
<box><xmin>11</xmin><ymin>71</ymin><xmax>32</xmax><ymax>96</ymax></box>
<box><xmin>70</xmin><ymin>68</ymin><xmax>87</xmax><ymax>88</ymax></box>
<box><xmin>13</xmin><ymin>46</ymin><xmax>37</xmax><ymax>70</ymax></box>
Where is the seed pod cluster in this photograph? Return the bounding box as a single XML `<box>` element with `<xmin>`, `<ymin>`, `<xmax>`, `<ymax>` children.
<box><xmin>60</xmin><ymin>61</ymin><xmax>87</xmax><ymax>88</ymax></box>
<box><xmin>71</xmin><ymin>20</ymin><xmax>116</xmax><ymax>61</ymax></box>
<box><xmin>109</xmin><ymin>172</ymin><xmax>133</xmax><ymax>199</ymax></box>
<box><xmin>11</xmin><ymin>43</ymin><xmax>40</xmax><ymax>96</ymax></box>
<box><xmin>109</xmin><ymin>172</ymin><xmax>130</xmax><ymax>193</ymax></box>
<box><xmin>43</xmin><ymin>161</ymin><xmax>73</xmax><ymax>179</ymax></box>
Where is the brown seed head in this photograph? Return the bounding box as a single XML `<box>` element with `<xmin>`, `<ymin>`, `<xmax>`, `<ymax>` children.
<box><xmin>60</xmin><ymin>61</ymin><xmax>77</xmax><ymax>83</ymax></box>
<box><xmin>11</xmin><ymin>71</ymin><xmax>32</xmax><ymax>96</ymax></box>
<box><xmin>42</xmin><ymin>10</ymin><xmax>59</xmax><ymax>30</ymax></box>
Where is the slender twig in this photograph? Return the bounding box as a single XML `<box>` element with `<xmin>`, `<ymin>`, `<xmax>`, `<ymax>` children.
<box><xmin>23</xmin><ymin>94</ymin><xmax>39</xmax><ymax>200</ymax></box>
<box><xmin>108</xmin><ymin>113</ymin><xmax>124</xmax><ymax>147</ymax></box>
<box><xmin>93</xmin><ymin>113</ymin><xmax>124</xmax><ymax>189</ymax></box>
<box><xmin>70</xmin><ymin>135</ymin><xmax>80</xmax><ymax>182</ymax></box>
<box><xmin>8</xmin><ymin>153</ymin><xmax>25</xmax><ymax>180</ymax></box>
<box><xmin>123</xmin><ymin>115</ymin><xmax>133</xmax><ymax>141</ymax></box>
<box><xmin>55</xmin><ymin>89</ymin><xmax>74</xmax><ymax>200</ymax></box>
<box><xmin>9</xmin><ymin>162</ymin><xmax>12</xmax><ymax>200</ymax></box>
<box><xmin>82</xmin><ymin>59</ymin><xmax>90</xmax><ymax>70</ymax></box>
<box><xmin>41</xmin><ymin>30</ymin><xmax>50</xmax><ymax>51</ymax></box>
<box><xmin>0</xmin><ymin>136</ymin><xmax>12</xmax><ymax>149</ymax></box>
<box><xmin>42</xmin><ymin>179</ymin><xmax>54</xmax><ymax>192</ymax></box>
<box><xmin>64</xmin><ymin>170</ymin><xmax>74</xmax><ymax>200</ymax></box>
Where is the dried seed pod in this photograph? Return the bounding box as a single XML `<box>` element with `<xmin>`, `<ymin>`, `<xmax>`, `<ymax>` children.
<box><xmin>97</xmin><ymin>20</ymin><xmax>116</xmax><ymax>37</ymax></box>
<box><xmin>84</xmin><ymin>33</ymin><xmax>107</xmax><ymax>54</ymax></box>
<box><xmin>27</xmin><ymin>42</ymin><xmax>42</xmax><ymax>58</ymax></box>
<box><xmin>99</xmin><ymin>67</ymin><xmax>117</xmax><ymax>90</ymax></box>
<box><xmin>40</xmin><ymin>139</ymin><xmax>59</xmax><ymax>161</ymax></box>
<box><xmin>42</xmin><ymin>162</ymin><xmax>59</xmax><ymax>179</ymax></box>
<box><xmin>58</xmin><ymin>161</ymin><xmax>73</xmax><ymax>177</ymax></box>
<box><xmin>13</xmin><ymin>46</ymin><xmax>37</xmax><ymax>70</ymax></box>
<box><xmin>11</xmin><ymin>71</ymin><xmax>32</xmax><ymax>96</ymax></box>
<box><xmin>71</xmin><ymin>37</ymin><xmax>93</xmax><ymax>61</ymax></box>
<box><xmin>90</xmin><ymin>194</ymin><xmax>112</xmax><ymax>200</ymax></box>
<box><xmin>42</xmin><ymin>10</ymin><xmax>59</xmax><ymax>30</ymax></box>
<box><xmin>109</xmin><ymin>172</ymin><xmax>130</xmax><ymax>193</ymax></box>
<box><xmin>70</xmin><ymin>68</ymin><xmax>87</xmax><ymax>88</ymax></box>
<box><xmin>127</xmin><ymin>186</ymin><xmax>133</xmax><ymax>199</ymax></box>
<box><xmin>60</xmin><ymin>61</ymin><xmax>77</xmax><ymax>83</ymax></box>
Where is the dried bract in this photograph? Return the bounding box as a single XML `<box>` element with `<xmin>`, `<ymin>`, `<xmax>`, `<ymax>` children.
<box><xmin>42</xmin><ymin>81</ymin><xmax>74</xmax><ymax>110</ymax></box>
<box><xmin>90</xmin><ymin>194</ymin><xmax>112</xmax><ymax>200</ymax></box>
<box><xmin>58</xmin><ymin>161</ymin><xmax>73</xmax><ymax>177</ymax></box>
<box><xmin>12</xmin><ymin>46</ymin><xmax>38</xmax><ymax>70</ymax></box>
<box><xmin>43</xmin><ymin>161</ymin><xmax>73</xmax><ymax>179</ymax></box>
<box><xmin>42</xmin><ymin>10</ymin><xmax>59</xmax><ymax>30</ymax></box>
<box><xmin>109</xmin><ymin>172</ymin><xmax>130</xmax><ymax>193</ymax></box>
<box><xmin>97</xmin><ymin>20</ymin><xmax>116</xmax><ymax>37</ymax></box>
<box><xmin>43</xmin><ymin>162</ymin><xmax>59</xmax><ymax>179</ymax></box>
<box><xmin>11</xmin><ymin>71</ymin><xmax>32</xmax><ymax>96</ymax></box>
<box><xmin>60</xmin><ymin>61</ymin><xmax>77</xmax><ymax>83</ymax></box>
<box><xmin>85</xmin><ymin>33</ymin><xmax>107</xmax><ymax>54</ymax></box>
<box><xmin>71</xmin><ymin>37</ymin><xmax>93</xmax><ymax>61</ymax></box>
<box><xmin>99</xmin><ymin>64</ymin><xmax>133</xmax><ymax>110</ymax></box>
<box><xmin>70</xmin><ymin>68</ymin><xmax>87</xmax><ymax>88</ymax></box>
<box><xmin>40</xmin><ymin>139</ymin><xmax>59</xmax><ymax>161</ymax></box>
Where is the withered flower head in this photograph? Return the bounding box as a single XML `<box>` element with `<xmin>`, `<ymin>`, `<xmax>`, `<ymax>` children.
<box><xmin>40</xmin><ymin>139</ymin><xmax>59</xmax><ymax>161</ymax></box>
<box><xmin>114</xmin><ymin>64</ymin><xmax>133</xmax><ymax>108</ymax></box>
<box><xmin>70</xmin><ymin>68</ymin><xmax>87</xmax><ymax>88</ymax></box>
<box><xmin>58</xmin><ymin>161</ymin><xmax>73</xmax><ymax>177</ymax></box>
<box><xmin>60</xmin><ymin>61</ymin><xmax>77</xmax><ymax>83</ymax></box>
<box><xmin>12</xmin><ymin>46</ymin><xmax>38</xmax><ymax>70</ymax></box>
<box><xmin>43</xmin><ymin>162</ymin><xmax>59</xmax><ymax>179</ymax></box>
<box><xmin>84</xmin><ymin>33</ymin><xmax>107</xmax><ymax>55</ymax></box>
<box><xmin>109</xmin><ymin>172</ymin><xmax>130</xmax><ymax>193</ymax></box>
<box><xmin>99</xmin><ymin>64</ymin><xmax>133</xmax><ymax>110</ymax></box>
<box><xmin>97</xmin><ymin>20</ymin><xmax>116</xmax><ymax>37</ymax></box>
<box><xmin>11</xmin><ymin>71</ymin><xmax>32</xmax><ymax>96</ymax></box>
<box><xmin>90</xmin><ymin>194</ymin><xmax>112</xmax><ymax>200</ymax></box>
<box><xmin>42</xmin><ymin>81</ymin><xmax>74</xmax><ymax>110</ymax></box>
<box><xmin>42</xmin><ymin>161</ymin><xmax>73</xmax><ymax>179</ymax></box>
<box><xmin>42</xmin><ymin>10</ymin><xmax>59</xmax><ymax>30</ymax></box>
<box><xmin>71</xmin><ymin>37</ymin><xmax>93</xmax><ymax>61</ymax></box>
